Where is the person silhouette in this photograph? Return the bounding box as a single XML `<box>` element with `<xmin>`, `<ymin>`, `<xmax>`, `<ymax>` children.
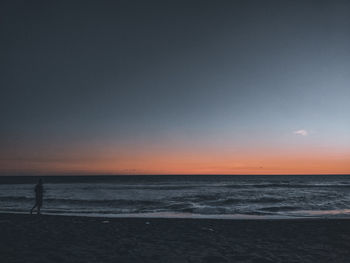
<box><xmin>30</xmin><ymin>178</ymin><xmax>44</xmax><ymax>215</ymax></box>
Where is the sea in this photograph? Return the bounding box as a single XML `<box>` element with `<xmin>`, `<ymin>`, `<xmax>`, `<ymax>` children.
<box><xmin>1</xmin><ymin>175</ymin><xmax>350</xmax><ymax>219</ymax></box>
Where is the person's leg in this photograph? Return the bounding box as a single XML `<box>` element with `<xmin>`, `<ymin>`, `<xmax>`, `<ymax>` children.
<box><xmin>37</xmin><ymin>199</ymin><xmax>43</xmax><ymax>215</ymax></box>
<box><xmin>30</xmin><ymin>203</ymin><xmax>37</xmax><ymax>214</ymax></box>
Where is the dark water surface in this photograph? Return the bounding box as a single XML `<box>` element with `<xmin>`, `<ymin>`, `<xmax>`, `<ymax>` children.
<box><xmin>1</xmin><ymin>175</ymin><xmax>350</xmax><ymax>218</ymax></box>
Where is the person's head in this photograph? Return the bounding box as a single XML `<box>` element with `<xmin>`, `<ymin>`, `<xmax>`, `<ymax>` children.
<box><xmin>38</xmin><ymin>178</ymin><xmax>43</xmax><ymax>185</ymax></box>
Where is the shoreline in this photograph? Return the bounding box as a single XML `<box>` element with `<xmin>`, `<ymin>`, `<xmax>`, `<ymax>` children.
<box><xmin>1</xmin><ymin>213</ymin><xmax>350</xmax><ymax>262</ymax></box>
<box><xmin>2</xmin><ymin>210</ymin><xmax>350</xmax><ymax>220</ymax></box>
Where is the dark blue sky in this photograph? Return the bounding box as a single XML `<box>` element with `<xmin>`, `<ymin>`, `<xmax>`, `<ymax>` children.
<box><xmin>1</xmin><ymin>0</ymin><xmax>349</xmax><ymax>174</ymax></box>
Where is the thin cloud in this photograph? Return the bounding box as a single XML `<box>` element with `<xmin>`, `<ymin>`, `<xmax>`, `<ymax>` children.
<box><xmin>293</xmin><ymin>129</ymin><xmax>308</xmax><ymax>136</ymax></box>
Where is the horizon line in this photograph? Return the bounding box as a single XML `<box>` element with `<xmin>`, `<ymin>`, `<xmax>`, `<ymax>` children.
<box><xmin>1</xmin><ymin>173</ymin><xmax>350</xmax><ymax>177</ymax></box>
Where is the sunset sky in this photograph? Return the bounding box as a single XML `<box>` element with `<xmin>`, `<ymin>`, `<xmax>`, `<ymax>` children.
<box><xmin>1</xmin><ymin>0</ymin><xmax>349</xmax><ymax>175</ymax></box>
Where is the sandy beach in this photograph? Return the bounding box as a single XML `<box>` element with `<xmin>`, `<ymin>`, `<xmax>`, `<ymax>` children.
<box><xmin>1</xmin><ymin>213</ymin><xmax>350</xmax><ymax>262</ymax></box>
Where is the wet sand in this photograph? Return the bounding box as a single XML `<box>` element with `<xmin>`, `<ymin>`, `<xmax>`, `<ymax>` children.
<box><xmin>1</xmin><ymin>213</ymin><xmax>350</xmax><ymax>262</ymax></box>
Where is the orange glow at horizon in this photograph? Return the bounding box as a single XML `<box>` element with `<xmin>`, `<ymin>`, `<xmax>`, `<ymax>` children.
<box><xmin>1</xmin><ymin>145</ymin><xmax>349</xmax><ymax>175</ymax></box>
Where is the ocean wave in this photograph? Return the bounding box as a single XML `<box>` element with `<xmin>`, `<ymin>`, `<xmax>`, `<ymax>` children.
<box><xmin>78</xmin><ymin>184</ymin><xmax>200</xmax><ymax>191</ymax></box>
<box><xmin>2</xmin><ymin>176</ymin><xmax>350</xmax><ymax>217</ymax></box>
<box><xmin>260</xmin><ymin>206</ymin><xmax>301</xmax><ymax>212</ymax></box>
<box><xmin>0</xmin><ymin>196</ymin><xmax>33</xmax><ymax>202</ymax></box>
<box><xmin>224</xmin><ymin>182</ymin><xmax>350</xmax><ymax>189</ymax></box>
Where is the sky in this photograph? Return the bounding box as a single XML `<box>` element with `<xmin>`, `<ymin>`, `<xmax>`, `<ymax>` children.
<box><xmin>1</xmin><ymin>0</ymin><xmax>349</xmax><ymax>175</ymax></box>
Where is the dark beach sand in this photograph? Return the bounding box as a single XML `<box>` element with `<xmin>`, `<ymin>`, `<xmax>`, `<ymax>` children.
<box><xmin>1</xmin><ymin>213</ymin><xmax>350</xmax><ymax>263</ymax></box>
